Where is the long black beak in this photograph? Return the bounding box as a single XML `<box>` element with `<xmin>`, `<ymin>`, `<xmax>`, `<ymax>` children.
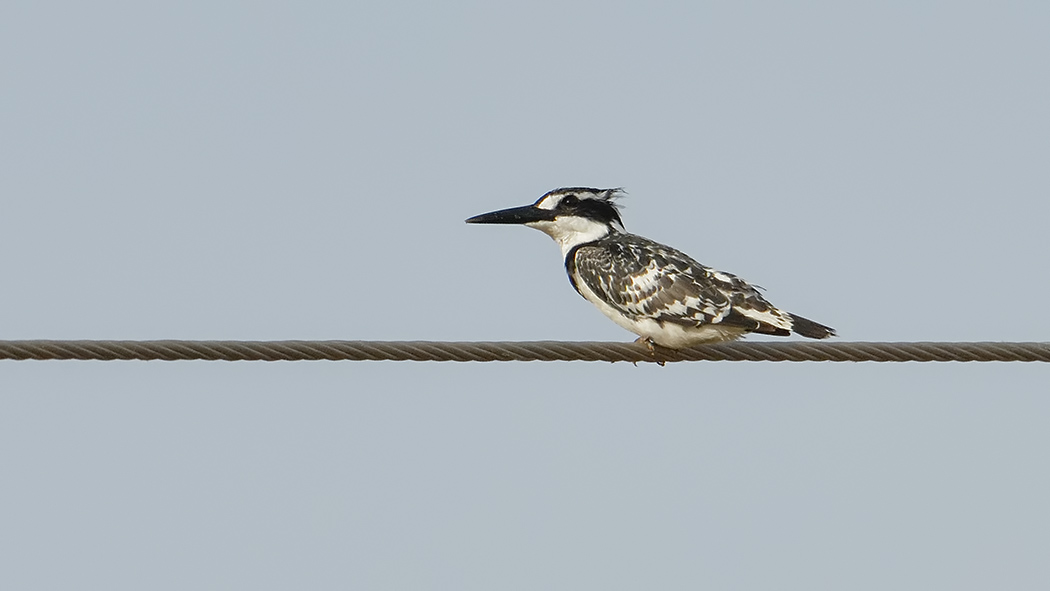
<box><xmin>465</xmin><ymin>205</ymin><xmax>554</xmax><ymax>225</ymax></box>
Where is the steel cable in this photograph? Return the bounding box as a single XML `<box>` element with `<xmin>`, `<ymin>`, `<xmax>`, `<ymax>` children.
<box><xmin>0</xmin><ymin>340</ymin><xmax>1048</xmax><ymax>363</ymax></box>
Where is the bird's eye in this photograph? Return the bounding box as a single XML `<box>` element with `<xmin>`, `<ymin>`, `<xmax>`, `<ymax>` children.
<box><xmin>560</xmin><ymin>195</ymin><xmax>579</xmax><ymax>207</ymax></box>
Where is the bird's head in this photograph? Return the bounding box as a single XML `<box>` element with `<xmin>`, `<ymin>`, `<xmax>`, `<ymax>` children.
<box><xmin>466</xmin><ymin>188</ymin><xmax>626</xmax><ymax>255</ymax></box>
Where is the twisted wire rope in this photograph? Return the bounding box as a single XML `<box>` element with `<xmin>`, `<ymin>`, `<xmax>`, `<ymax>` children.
<box><xmin>0</xmin><ymin>340</ymin><xmax>1048</xmax><ymax>363</ymax></box>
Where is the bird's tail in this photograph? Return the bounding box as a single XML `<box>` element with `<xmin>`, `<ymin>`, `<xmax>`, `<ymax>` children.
<box><xmin>789</xmin><ymin>314</ymin><xmax>836</xmax><ymax>339</ymax></box>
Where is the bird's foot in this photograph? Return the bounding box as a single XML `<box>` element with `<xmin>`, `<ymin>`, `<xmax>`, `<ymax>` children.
<box><xmin>634</xmin><ymin>337</ymin><xmax>667</xmax><ymax>366</ymax></box>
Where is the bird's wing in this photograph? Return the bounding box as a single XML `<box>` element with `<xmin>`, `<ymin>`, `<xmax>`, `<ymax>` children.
<box><xmin>571</xmin><ymin>238</ymin><xmax>794</xmax><ymax>334</ymax></box>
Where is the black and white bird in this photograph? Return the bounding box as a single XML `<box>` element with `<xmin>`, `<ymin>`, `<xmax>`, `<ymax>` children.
<box><xmin>466</xmin><ymin>188</ymin><xmax>835</xmax><ymax>349</ymax></box>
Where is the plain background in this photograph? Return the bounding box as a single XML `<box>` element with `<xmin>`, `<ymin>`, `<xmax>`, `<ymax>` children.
<box><xmin>2</xmin><ymin>2</ymin><xmax>1048</xmax><ymax>589</ymax></box>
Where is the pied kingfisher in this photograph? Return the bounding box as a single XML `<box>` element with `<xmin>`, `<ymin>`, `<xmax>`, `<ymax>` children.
<box><xmin>466</xmin><ymin>188</ymin><xmax>835</xmax><ymax>349</ymax></box>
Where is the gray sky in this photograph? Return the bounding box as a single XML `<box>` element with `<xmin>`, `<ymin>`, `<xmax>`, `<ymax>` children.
<box><xmin>2</xmin><ymin>2</ymin><xmax>1048</xmax><ymax>589</ymax></box>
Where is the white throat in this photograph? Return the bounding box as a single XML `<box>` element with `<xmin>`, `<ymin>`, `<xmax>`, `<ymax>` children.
<box><xmin>526</xmin><ymin>216</ymin><xmax>618</xmax><ymax>258</ymax></box>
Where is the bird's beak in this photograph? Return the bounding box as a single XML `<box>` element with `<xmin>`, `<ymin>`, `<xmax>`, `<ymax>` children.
<box><xmin>465</xmin><ymin>204</ymin><xmax>554</xmax><ymax>225</ymax></box>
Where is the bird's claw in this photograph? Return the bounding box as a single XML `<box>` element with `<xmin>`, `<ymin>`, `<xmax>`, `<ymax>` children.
<box><xmin>634</xmin><ymin>337</ymin><xmax>666</xmax><ymax>366</ymax></box>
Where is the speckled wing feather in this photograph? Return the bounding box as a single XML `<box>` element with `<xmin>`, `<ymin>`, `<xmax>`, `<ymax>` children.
<box><xmin>569</xmin><ymin>236</ymin><xmax>794</xmax><ymax>335</ymax></box>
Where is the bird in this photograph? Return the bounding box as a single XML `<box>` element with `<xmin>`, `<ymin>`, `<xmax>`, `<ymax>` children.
<box><xmin>465</xmin><ymin>187</ymin><xmax>835</xmax><ymax>349</ymax></box>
